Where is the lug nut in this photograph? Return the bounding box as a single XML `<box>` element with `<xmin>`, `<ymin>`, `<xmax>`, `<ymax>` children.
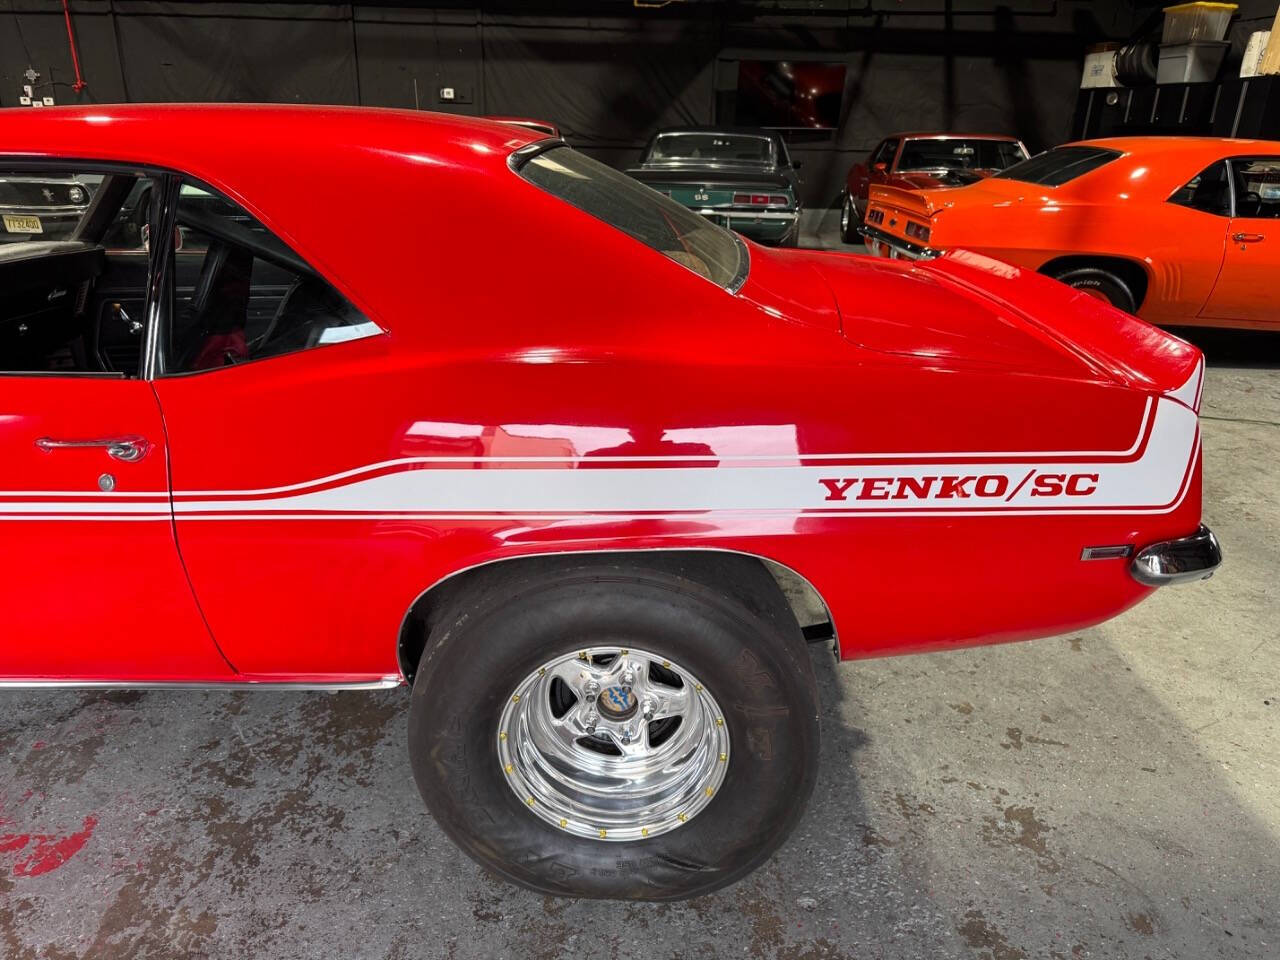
<box><xmin>620</xmin><ymin>726</ymin><xmax>634</xmax><ymax>745</ymax></box>
<box><xmin>642</xmin><ymin>697</ymin><xmax>655</xmax><ymax>720</ymax></box>
<box><xmin>585</xmin><ymin>711</ymin><xmax>598</xmax><ymax>733</ymax></box>
<box><xmin>621</xmin><ymin>668</ymin><xmax>635</xmax><ymax>685</ymax></box>
<box><xmin>584</xmin><ymin>680</ymin><xmax>600</xmax><ymax>697</ymax></box>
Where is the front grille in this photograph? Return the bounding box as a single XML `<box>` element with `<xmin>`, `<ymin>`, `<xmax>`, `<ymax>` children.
<box><xmin>0</xmin><ymin>179</ymin><xmax>91</xmax><ymax>209</ymax></box>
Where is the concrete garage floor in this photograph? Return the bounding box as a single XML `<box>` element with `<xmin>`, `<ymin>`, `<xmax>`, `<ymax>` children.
<box><xmin>2</xmin><ymin>236</ymin><xmax>1277</xmax><ymax>959</ymax></box>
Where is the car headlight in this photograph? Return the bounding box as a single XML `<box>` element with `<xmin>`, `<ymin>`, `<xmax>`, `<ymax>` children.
<box><xmin>68</xmin><ymin>186</ymin><xmax>86</xmax><ymax>204</ymax></box>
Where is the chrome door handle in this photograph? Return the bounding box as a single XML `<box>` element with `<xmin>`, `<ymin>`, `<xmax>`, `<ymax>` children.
<box><xmin>35</xmin><ymin>436</ymin><xmax>149</xmax><ymax>462</ymax></box>
<box><xmin>1232</xmin><ymin>232</ymin><xmax>1264</xmax><ymax>243</ymax></box>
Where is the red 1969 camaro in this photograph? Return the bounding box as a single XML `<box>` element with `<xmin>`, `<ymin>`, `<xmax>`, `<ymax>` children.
<box><xmin>0</xmin><ymin>105</ymin><xmax>1220</xmax><ymax>901</ymax></box>
<box><xmin>840</xmin><ymin>132</ymin><xmax>1029</xmax><ymax>243</ymax></box>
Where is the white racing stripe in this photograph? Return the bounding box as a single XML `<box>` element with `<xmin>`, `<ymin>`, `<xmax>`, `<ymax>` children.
<box><xmin>0</xmin><ymin>397</ymin><xmax>1199</xmax><ymax>521</ymax></box>
<box><xmin>1164</xmin><ymin>356</ymin><xmax>1204</xmax><ymax>413</ymax></box>
<box><xmin>169</xmin><ymin>398</ymin><xmax>1196</xmax><ymax>518</ymax></box>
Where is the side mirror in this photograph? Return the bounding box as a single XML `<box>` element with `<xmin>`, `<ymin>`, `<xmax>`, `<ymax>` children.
<box><xmin>873</xmin><ymin>162</ymin><xmax>888</xmax><ymax>173</ymax></box>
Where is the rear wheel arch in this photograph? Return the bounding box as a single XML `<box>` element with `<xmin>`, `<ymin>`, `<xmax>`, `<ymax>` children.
<box><xmin>395</xmin><ymin>549</ymin><xmax>834</xmax><ymax>683</ymax></box>
<box><xmin>1039</xmin><ymin>255</ymin><xmax>1151</xmax><ymax>312</ymax></box>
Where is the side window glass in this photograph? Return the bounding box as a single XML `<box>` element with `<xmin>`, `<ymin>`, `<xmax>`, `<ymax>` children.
<box><xmin>166</xmin><ymin>181</ymin><xmax>381</xmax><ymax>373</ymax></box>
<box><xmin>1</xmin><ymin>167</ymin><xmax>142</xmax><ymax>377</ymax></box>
<box><xmin>1230</xmin><ymin>158</ymin><xmax>1280</xmax><ymax>218</ymax></box>
<box><xmin>1169</xmin><ymin>161</ymin><xmax>1231</xmax><ymax>216</ymax></box>
<box><xmin>101</xmin><ymin>179</ymin><xmax>151</xmax><ymax>252</ymax></box>
<box><xmin>873</xmin><ymin>140</ymin><xmax>898</xmax><ymax>166</ymax></box>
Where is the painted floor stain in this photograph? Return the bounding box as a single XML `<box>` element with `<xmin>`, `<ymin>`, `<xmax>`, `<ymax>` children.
<box><xmin>3</xmin><ymin>815</ymin><xmax>98</xmax><ymax>878</ymax></box>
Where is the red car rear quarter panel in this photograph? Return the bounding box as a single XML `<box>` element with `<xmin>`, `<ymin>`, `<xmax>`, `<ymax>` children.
<box><xmin>155</xmin><ymin>333</ymin><xmax>1196</xmax><ymax>676</ymax></box>
<box><xmin>3</xmin><ymin>108</ymin><xmax>1206</xmax><ymax>681</ymax></box>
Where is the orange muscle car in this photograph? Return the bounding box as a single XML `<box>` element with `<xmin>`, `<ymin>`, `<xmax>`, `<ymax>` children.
<box><xmin>861</xmin><ymin>137</ymin><xmax>1280</xmax><ymax>330</ymax></box>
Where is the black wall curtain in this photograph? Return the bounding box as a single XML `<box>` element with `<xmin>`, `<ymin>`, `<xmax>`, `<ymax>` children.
<box><xmin>1</xmin><ymin>1</ymin><xmax>1144</xmax><ymax>205</ymax></box>
<box><xmin>115</xmin><ymin>4</ymin><xmax>360</xmax><ymax>103</ymax></box>
<box><xmin>480</xmin><ymin>19</ymin><xmax>717</xmax><ymax>147</ymax></box>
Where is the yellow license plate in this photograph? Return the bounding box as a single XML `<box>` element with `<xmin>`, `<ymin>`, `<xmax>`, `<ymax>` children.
<box><xmin>3</xmin><ymin>214</ymin><xmax>42</xmax><ymax>234</ymax></box>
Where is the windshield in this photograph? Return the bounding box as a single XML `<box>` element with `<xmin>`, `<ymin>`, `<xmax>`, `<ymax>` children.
<box><xmin>518</xmin><ymin>144</ymin><xmax>746</xmax><ymax>290</ymax></box>
<box><xmin>994</xmin><ymin>146</ymin><xmax>1120</xmax><ymax>186</ymax></box>
<box><xmin>897</xmin><ymin>139</ymin><xmax>1026</xmax><ymax>172</ymax></box>
<box><xmin>647</xmin><ymin>133</ymin><xmax>773</xmax><ymax>165</ymax></box>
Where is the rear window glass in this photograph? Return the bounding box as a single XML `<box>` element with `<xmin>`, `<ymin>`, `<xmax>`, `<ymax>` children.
<box><xmin>518</xmin><ymin>144</ymin><xmax>746</xmax><ymax>290</ymax></box>
<box><xmin>994</xmin><ymin>146</ymin><xmax>1121</xmax><ymax>186</ymax></box>
<box><xmin>897</xmin><ymin>139</ymin><xmax>1027</xmax><ymax>173</ymax></box>
<box><xmin>647</xmin><ymin>134</ymin><xmax>773</xmax><ymax>164</ymax></box>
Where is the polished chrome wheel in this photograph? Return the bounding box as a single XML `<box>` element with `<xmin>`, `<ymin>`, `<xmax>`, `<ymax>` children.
<box><xmin>496</xmin><ymin>646</ymin><xmax>729</xmax><ymax>842</ymax></box>
<box><xmin>840</xmin><ymin>195</ymin><xmax>851</xmax><ymax>234</ymax></box>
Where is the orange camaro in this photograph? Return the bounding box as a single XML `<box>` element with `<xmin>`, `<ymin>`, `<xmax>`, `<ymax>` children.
<box><xmin>861</xmin><ymin>137</ymin><xmax>1280</xmax><ymax>330</ymax></box>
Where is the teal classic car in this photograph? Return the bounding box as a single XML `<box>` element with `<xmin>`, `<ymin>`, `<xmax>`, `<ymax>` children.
<box><xmin>626</xmin><ymin>128</ymin><xmax>802</xmax><ymax>246</ymax></box>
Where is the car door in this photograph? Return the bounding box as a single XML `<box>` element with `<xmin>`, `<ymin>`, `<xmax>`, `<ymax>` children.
<box><xmin>871</xmin><ymin>138</ymin><xmax>900</xmax><ymax>188</ymax></box>
<box><xmin>0</xmin><ymin>164</ymin><xmax>232</xmax><ymax>682</ymax></box>
<box><xmin>1200</xmin><ymin>156</ymin><xmax>1280</xmax><ymax>327</ymax></box>
<box><xmin>852</xmin><ymin>139</ymin><xmax>898</xmax><ymax>207</ymax></box>
<box><xmin>147</xmin><ymin>176</ymin><xmax>397</xmax><ymax>682</ymax></box>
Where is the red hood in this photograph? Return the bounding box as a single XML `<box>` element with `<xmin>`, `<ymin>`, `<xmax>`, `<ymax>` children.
<box><xmin>767</xmin><ymin>247</ymin><xmax>1202</xmax><ymax>407</ymax></box>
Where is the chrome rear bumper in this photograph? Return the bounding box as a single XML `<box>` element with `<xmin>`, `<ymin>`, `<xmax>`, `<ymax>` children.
<box><xmin>858</xmin><ymin>224</ymin><xmax>941</xmax><ymax>260</ymax></box>
<box><xmin>1130</xmin><ymin>525</ymin><xmax>1222</xmax><ymax>586</ymax></box>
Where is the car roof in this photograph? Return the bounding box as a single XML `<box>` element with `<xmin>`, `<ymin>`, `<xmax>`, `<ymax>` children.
<box><xmin>0</xmin><ymin>103</ymin><xmax>545</xmax><ymax>174</ymax></box>
<box><xmin>889</xmin><ymin>132</ymin><xmax>1022</xmax><ymax>142</ymax></box>
<box><xmin>652</xmin><ymin>127</ymin><xmax>778</xmax><ymax>139</ymax></box>
<box><xmin>1063</xmin><ymin>135</ymin><xmax>1280</xmax><ymax>159</ymax></box>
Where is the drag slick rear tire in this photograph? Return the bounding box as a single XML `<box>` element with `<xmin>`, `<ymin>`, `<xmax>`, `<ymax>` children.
<box><xmin>840</xmin><ymin>191</ymin><xmax>861</xmax><ymax>243</ymax></box>
<box><xmin>406</xmin><ymin>554</ymin><xmax>820</xmax><ymax>900</ymax></box>
<box><xmin>1049</xmin><ymin>265</ymin><xmax>1137</xmax><ymax>314</ymax></box>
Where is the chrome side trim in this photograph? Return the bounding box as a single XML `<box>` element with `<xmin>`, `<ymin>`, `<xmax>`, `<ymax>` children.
<box><xmin>1130</xmin><ymin>525</ymin><xmax>1222</xmax><ymax>586</ymax></box>
<box><xmin>0</xmin><ymin>204</ymin><xmax>85</xmax><ymax>213</ymax></box>
<box><xmin>0</xmin><ymin>676</ymin><xmax>405</xmax><ymax>691</ymax></box>
<box><xmin>858</xmin><ymin>224</ymin><xmax>941</xmax><ymax>261</ymax></box>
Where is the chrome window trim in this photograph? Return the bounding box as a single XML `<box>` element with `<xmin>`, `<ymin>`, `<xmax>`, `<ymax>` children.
<box><xmin>141</xmin><ymin>174</ymin><xmax>181</xmax><ymax>380</ymax></box>
<box><xmin>726</xmin><ymin>233</ymin><xmax>750</xmax><ymax>294</ymax></box>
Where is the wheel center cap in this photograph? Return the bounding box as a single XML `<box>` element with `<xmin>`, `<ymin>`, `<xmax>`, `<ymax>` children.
<box><xmin>597</xmin><ymin>685</ymin><xmax>638</xmax><ymax>720</ymax></box>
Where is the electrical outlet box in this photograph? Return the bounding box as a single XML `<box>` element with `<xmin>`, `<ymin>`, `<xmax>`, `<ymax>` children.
<box><xmin>437</xmin><ymin>84</ymin><xmax>473</xmax><ymax>105</ymax></box>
